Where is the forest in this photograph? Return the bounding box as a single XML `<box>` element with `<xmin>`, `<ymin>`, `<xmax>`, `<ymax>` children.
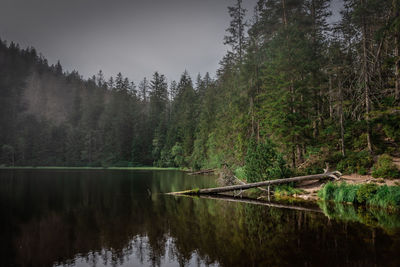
<box><xmin>0</xmin><ymin>0</ymin><xmax>399</xmax><ymax>177</ymax></box>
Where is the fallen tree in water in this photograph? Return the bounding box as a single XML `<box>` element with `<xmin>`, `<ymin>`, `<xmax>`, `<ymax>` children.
<box><xmin>201</xmin><ymin>195</ymin><xmax>322</xmax><ymax>212</ymax></box>
<box><xmin>167</xmin><ymin>171</ymin><xmax>341</xmax><ymax>195</ymax></box>
<box><xmin>174</xmin><ymin>194</ymin><xmax>323</xmax><ymax>213</ymax></box>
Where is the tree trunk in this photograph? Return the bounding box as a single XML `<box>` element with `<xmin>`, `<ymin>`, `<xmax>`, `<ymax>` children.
<box><xmin>329</xmin><ymin>75</ymin><xmax>333</xmax><ymax>118</ymax></box>
<box><xmin>250</xmin><ymin>95</ymin><xmax>255</xmax><ymax>136</ymax></box>
<box><xmin>395</xmin><ymin>35</ymin><xmax>399</xmax><ymax>101</ymax></box>
<box><xmin>361</xmin><ymin>0</ymin><xmax>373</xmax><ymax>153</ymax></box>
<box><xmin>282</xmin><ymin>0</ymin><xmax>288</xmax><ymax>26</ymax></box>
<box><xmin>394</xmin><ymin>0</ymin><xmax>400</xmax><ymax>101</ymax></box>
<box><xmin>339</xmin><ymin>75</ymin><xmax>346</xmax><ymax>157</ymax></box>
<box><xmin>168</xmin><ymin>171</ymin><xmax>341</xmax><ymax>195</ymax></box>
<box><xmin>296</xmin><ymin>144</ymin><xmax>303</xmax><ymax>164</ymax></box>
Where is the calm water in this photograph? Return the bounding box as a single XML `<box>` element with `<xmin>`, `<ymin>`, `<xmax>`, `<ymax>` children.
<box><xmin>1</xmin><ymin>170</ymin><xmax>400</xmax><ymax>267</ymax></box>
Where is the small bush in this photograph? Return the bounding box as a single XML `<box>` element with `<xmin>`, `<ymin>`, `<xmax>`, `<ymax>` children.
<box><xmin>372</xmin><ymin>154</ymin><xmax>400</xmax><ymax>179</ymax></box>
<box><xmin>171</xmin><ymin>143</ymin><xmax>185</xmax><ymax>167</ymax></box>
<box><xmin>234</xmin><ymin>166</ymin><xmax>246</xmax><ymax>180</ymax></box>
<box><xmin>244</xmin><ymin>137</ymin><xmax>290</xmax><ymax>183</ymax></box>
<box><xmin>358</xmin><ymin>167</ymin><xmax>368</xmax><ymax>175</ymax></box>
<box><xmin>382</xmin><ymin>114</ymin><xmax>400</xmax><ymax>142</ymax></box>
<box><xmin>336</xmin><ymin>151</ymin><xmax>373</xmax><ymax>174</ymax></box>
<box><xmin>356</xmin><ymin>183</ymin><xmax>378</xmax><ymax>204</ymax></box>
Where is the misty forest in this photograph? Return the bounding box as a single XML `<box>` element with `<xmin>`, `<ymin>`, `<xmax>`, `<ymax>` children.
<box><xmin>1</xmin><ymin>0</ymin><xmax>400</xmax><ymax>176</ymax></box>
<box><xmin>2</xmin><ymin>0</ymin><xmax>400</xmax><ymax>266</ymax></box>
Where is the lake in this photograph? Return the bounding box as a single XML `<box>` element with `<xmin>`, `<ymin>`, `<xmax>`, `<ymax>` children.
<box><xmin>1</xmin><ymin>169</ymin><xmax>400</xmax><ymax>266</ymax></box>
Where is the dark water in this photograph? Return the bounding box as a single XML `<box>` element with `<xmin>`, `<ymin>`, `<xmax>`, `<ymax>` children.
<box><xmin>1</xmin><ymin>170</ymin><xmax>400</xmax><ymax>267</ymax></box>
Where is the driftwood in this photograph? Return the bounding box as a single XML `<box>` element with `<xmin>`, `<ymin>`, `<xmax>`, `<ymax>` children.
<box><xmin>168</xmin><ymin>171</ymin><xmax>341</xmax><ymax>195</ymax></box>
<box><xmin>188</xmin><ymin>169</ymin><xmax>215</xmax><ymax>175</ymax></box>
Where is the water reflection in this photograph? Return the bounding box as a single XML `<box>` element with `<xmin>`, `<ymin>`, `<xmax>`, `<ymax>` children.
<box><xmin>1</xmin><ymin>170</ymin><xmax>400</xmax><ymax>266</ymax></box>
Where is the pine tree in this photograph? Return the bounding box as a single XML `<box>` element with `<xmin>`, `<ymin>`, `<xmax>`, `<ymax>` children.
<box><xmin>224</xmin><ymin>0</ymin><xmax>247</xmax><ymax>63</ymax></box>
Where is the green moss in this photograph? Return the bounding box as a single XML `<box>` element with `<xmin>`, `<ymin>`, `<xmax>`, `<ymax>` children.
<box><xmin>192</xmin><ymin>188</ymin><xmax>200</xmax><ymax>194</ymax></box>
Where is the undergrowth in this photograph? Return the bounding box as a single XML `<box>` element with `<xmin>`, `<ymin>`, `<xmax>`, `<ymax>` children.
<box><xmin>318</xmin><ymin>182</ymin><xmax>400</xmax><ymax>209</ymax></box>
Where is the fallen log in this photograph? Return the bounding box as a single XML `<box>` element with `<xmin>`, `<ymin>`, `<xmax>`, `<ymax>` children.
<box><xmin>233</xmin><ymin>175</ymin><xmax>269</xmax><ymax>194</ymax></box>
<box><xmin>167</xmin><ymin>171</ymin><xmax>341</xmax><ymax>195</ymax></box>
<box><xmin>188</xmin><ymin>169</ymin><xmax>215</xmax><ymax>175</ymax></box>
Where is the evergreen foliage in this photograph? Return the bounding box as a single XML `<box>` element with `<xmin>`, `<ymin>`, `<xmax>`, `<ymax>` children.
<box><xmin>244</xmin><ymin>137</ymin><xmax>289</xmax><ymax>182</ymax></box>
<box><xmin>0</xmin><ymin>0</ymin><xmax>399</xmax><ymax>175</ymax></box>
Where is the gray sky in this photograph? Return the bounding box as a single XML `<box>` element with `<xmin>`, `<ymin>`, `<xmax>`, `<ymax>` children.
<box><xmin>0</xmin><ymin>0</ymin><xmax>342</xmax><ymax>83</ymax></box>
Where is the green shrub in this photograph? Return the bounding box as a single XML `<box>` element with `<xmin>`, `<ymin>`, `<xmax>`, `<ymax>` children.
<box><xmin>372</xmin><ymin>154</ymin><xmax>400</xmax><ymax>179</ymax></box>
<box><xmin>336</xmin><ymin>150</ymin><xmax>373</xmax><ymax>174</ymax></box>
<box><xmin>353</xmin><ymin>133</ymin><xmax>368</xmax><ymax>150</ymax></box>
<box><xmin>171</xmin><ymin>142</ymin><xmax>185</xmax><ymax>167</ymax></box>
<box><xmin>234</xmin><ymin>166</ymin><xmax>246</xmax><ymax>180</ymax></box>
<box><xmin>244</xmin><ymin>137</ymin><xmax>290</xmax><ymax>182</ymax></box>
<box><xmin>356</xmin><ymin>183</ymin><xmax>378</xmax><ymax>204</ymax></box>
<box><xmin>156</xmin><ymin>149</ymin><xmax>174</xmax><ymax>167</ymax></box>
<box><xmin>358</xmin><ymin>167</ymin><xmax>368</xmax><ymax>175</ymax></box>
<box><xmin>382</xmin><ymin>114</ymin><xmax>400</xmax><ymax>142</ymax></box>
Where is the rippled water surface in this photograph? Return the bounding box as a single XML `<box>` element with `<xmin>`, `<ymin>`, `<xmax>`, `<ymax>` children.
<box><xmin>1</xmin><ymin>169</ymin><xmax>400</xmax><ymax>266</ymax></box>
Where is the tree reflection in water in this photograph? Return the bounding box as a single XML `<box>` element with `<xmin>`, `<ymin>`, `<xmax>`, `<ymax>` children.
<box><xmin>0</xmin><ymin>169</ymin><xmax>400</xmax><ymax>266</ymax></box>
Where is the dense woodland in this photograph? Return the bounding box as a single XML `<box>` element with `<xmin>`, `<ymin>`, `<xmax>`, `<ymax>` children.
<box><xmin>0</xmin><ymin>0</ymin><xmax>399</xmax><ymax>175</ymax></box>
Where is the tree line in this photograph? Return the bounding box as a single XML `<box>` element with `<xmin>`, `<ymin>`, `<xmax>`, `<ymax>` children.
<box><xmin>1</xmin><ymin>0</ymin><xmax>399</xmax><ymax>174</ymax></box>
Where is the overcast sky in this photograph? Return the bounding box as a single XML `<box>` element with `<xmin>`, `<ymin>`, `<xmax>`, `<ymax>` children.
<box><xmin>0</xmin><ymin>0</ymin><xmax>342</xmax><ymax>83</ymax></box>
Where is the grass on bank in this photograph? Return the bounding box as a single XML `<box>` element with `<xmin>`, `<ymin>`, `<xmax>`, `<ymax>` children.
<box><xmin>318</xmin><ymin>182</ymin><xmax>400</xmax><ymax>209</ymax></box>
<box><xmin>273</xmin><ymin>184</ymin><xmax>305</xmax><ymax>197</ymax></box>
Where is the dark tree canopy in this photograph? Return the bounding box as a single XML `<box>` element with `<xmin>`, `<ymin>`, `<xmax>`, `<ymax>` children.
<box><xmin>0</xmin><ymin>0</ymin><xmax>399</xmax><ymax>174</ymax></box>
